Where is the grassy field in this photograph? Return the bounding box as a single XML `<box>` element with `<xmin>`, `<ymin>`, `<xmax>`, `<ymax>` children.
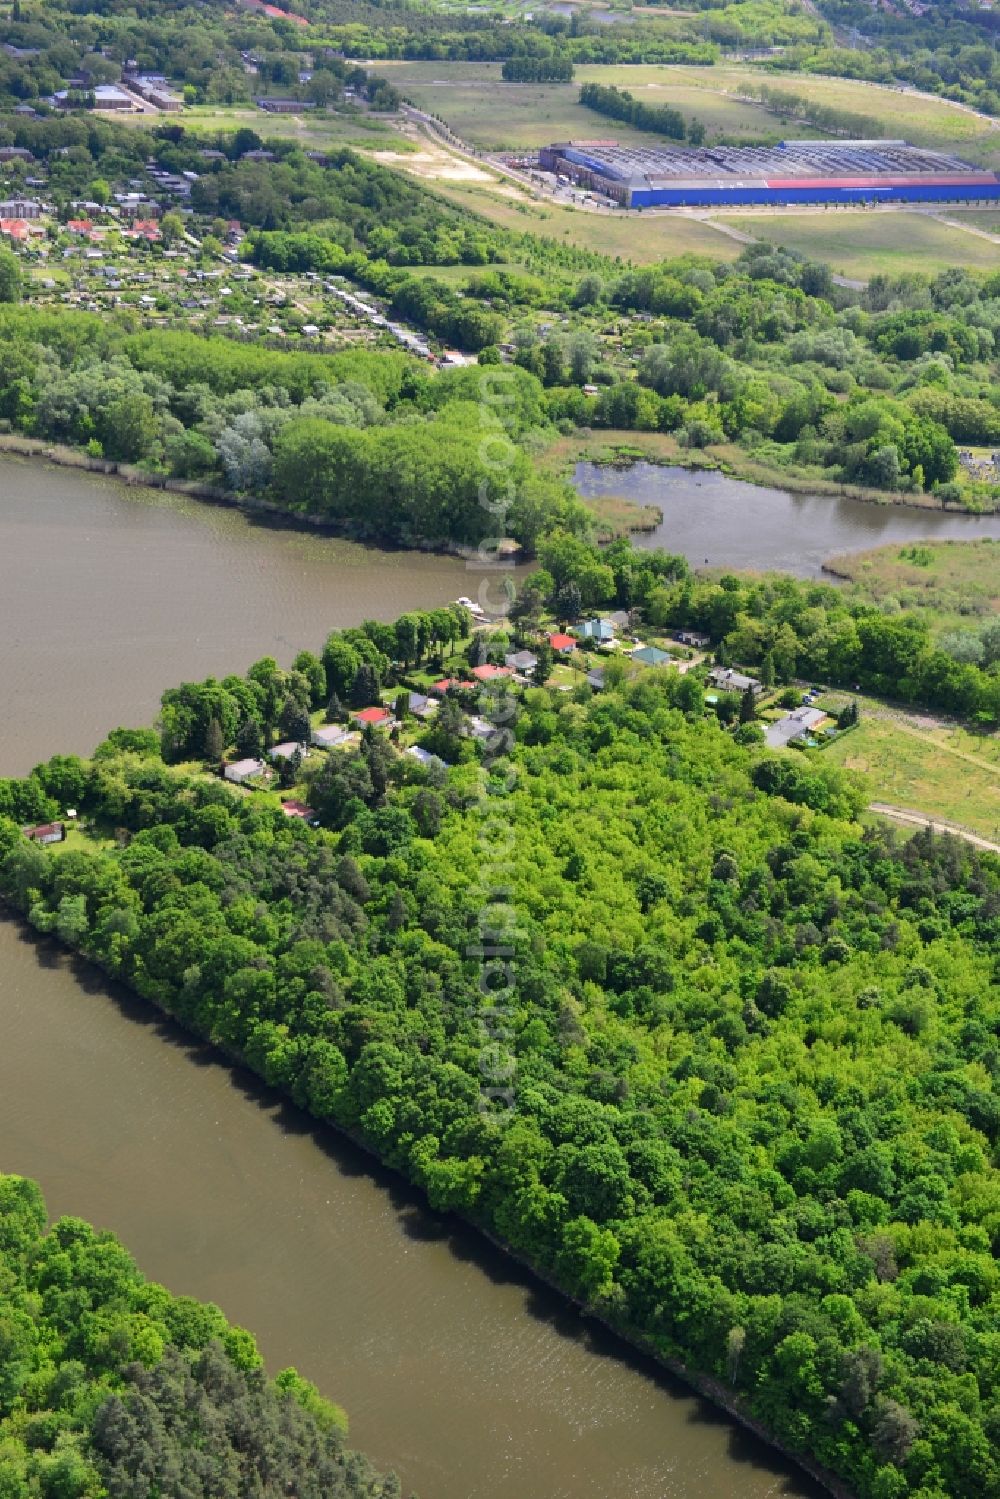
<box><xmin>420</xmin><ymin>175</ymin><xmax>742</xmax><ymax>260</ymax></box>
<box><xmin>824</xmin><ymin>538</ymin><xmax>1000</xmax><ymax>638</ymax></box>
<box><xmin>824</xmin><ymin>716</ymin><xmax>1000</xmax><ymax>843</ymax></box>
<box><xmin>406</xmin><ymin>260</ymin><xmax>530</xmax><ymax>283</ymax></box>
<box><xmin>716</xmin><ymin>210</ymin><xmax>1000</xmax><ymax>279</ymax></box>
<box><xmin>380</xmin><ymin>61</ymin><xmax>1000</xmax><ymax>161</ymax></box>
<box><xmin>949</xmin><ymin>211</ymin><xmax>1000</xmax><ymax>234</ymax></box>
<box><xmin>381</xmin><ymin>61</ymin><xmax>798</xmax><ymax>149</ymax></box>
<box><xmin>114</xmin><ymin>104</ymin><xmax>410</xmax><ymax>152</ymax></box>
<box><xmin>660</xmin><ymin>66</ymin><xmax>1000</xmax><ymax>162</ymax></box>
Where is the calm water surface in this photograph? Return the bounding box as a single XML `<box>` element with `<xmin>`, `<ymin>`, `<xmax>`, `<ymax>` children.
<box><xmin>575</xmin><ymin>461</ymin><xmax>1000</xmax><ymax>575</ymax></box>
<box><xmin>0</xmin><ymin>458</ymin><xmax>827</xmax><ymax>1499</ymax></box>
<box><xmin>0</xmin><ymin>458</ymin><xmax>516</xmax><ymax>776</ymax></box>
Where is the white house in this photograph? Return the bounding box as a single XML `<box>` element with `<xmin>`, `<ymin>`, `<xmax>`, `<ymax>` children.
<box><xmin>407</xmin><ymin>745</ymin><xmax>447</xmax><ymax>768</ymax></box>
<box><xmin>224</xmin><ymin>757</ymin><xmax>265</xmax><ymax>784</ymax></box>
<box><xmin>708</xmin><ymin>667</ymin><xmax>763</xmax><ymax>696</ymax></box>
<box><xmin>269</xmin><ymin>740</ymin><xmax>307</xmax><ymax>762</ymax></box>
<box><xmin>312</xmin><ymin>724</ymin><xmax>351</xmax><ymax>749</ymax></box>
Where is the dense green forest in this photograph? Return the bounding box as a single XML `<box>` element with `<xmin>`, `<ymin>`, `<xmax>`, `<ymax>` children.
<box><xmin>0</xmin><ymin>305</ymin><xmax>583</xmax><ymax>547</ymax></box>
<box><xmin>0</xmin><ymin>1173</ymin><xmax>403</xmax><ymax>1497</ymax></box>
<box><xmin>0</xmin><ymin>590</ymin><xmax>998</xmax><ymax>1499</ymax></box>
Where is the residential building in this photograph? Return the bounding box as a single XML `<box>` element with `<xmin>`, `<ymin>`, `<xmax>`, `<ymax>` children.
<box><xmin>312</xmin><ymin>724</ymin><xmax>351</xmax><ymax>748</ymax></box>
<box><xmin>575</xmin><ymin>618</ymin><xmax>616</xmax><ymax>643</ymax></box>
<box><xmin>631</xmin><ymin>645</ymin><xmax>671</xmax><ymax>667</ymax></box>
<box><xmin>549</xmin><ymin>632</ymin><xmax>576</xmax><ymax>654</ymax></box>
<box><xmin>352</xmin><ymin>706</ymin><xmax>394</xmax><ymax>728</ymax></box>
<box><xmin>223</xmin><ymin>757</ymin><xmax>266</xmax><ymax>784</ymax></box>
<box><xmin>407</xmin><ymin>745</ymin><xmax>445</xmax><ymax>767</ymax></box>
<box><xmin>470</xmin><ymin>663</ymin><xmax>511</xmax><ymax>682</ymax></box>
<box><xmin>505</xmin><ymin>650</ymin><xmax>538</xmax><ymax>673</ymax></box>
<box><xmin>764</xmin><ymin>706</ymin><xmax>828</xmax><ymax>749</ymax></box>
<box><xmin>280</xmin><ymin>799</ymin><xmax>316</xmax><ymax>820</ymax></box>
<box><xmin>0</xmin><ymin>198</ymin><xmax>41</xmax><ymax>219</ymax></box>
<box><xmin>401</xmin><ymin>691</ymin><xmax>436</xmax><ymax>718</ymax></box>
<box><xmin>24</xmin><ymin>822</ymin><xmax>65</xmax><ymax>845</ymax></box>
<box><xmin>708</xmin><ymin>667</ymin><xmax>763</xmax><ymax>696</ymax></box>
<box><xmin>269</xmin><ymin>740</ymin><xmax>307</xmax><ymax>762</ymax></box>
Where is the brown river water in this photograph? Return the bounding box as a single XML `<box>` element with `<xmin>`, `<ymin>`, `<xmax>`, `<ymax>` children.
<box><xmin>0</xmin><ymin>456</ymin><xmax>866</xmax><ymax>1499</ymax></box>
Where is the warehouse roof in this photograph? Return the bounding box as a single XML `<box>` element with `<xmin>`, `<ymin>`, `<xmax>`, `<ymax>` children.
<box><xmin>549</xmin><ymin>139</ymin><xmax>993</xmax><ymax>189</ymax></box>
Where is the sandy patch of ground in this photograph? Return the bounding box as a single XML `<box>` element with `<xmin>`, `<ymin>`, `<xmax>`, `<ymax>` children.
<box><xmin>371</xmin><ymin>147</ymin><xmax>496</xmax><ymax>182</ymax></box>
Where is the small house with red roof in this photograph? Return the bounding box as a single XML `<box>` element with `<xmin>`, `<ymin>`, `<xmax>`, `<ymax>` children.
<box><xmin>429</xmin><ymin>678</ymin><xmax>466</xmax><ymax>696</ymax></box>
<box><xmin>549</xmin><ymin>633</ymin><xmax>576</xmax><ymax>654</ymax></box>
<box><xmin>24</xmin><ymin>822</ymin><xmax>65</xmax><ymax>845</ymax></box>
<box><xmin>352</xmin><ymin>705</ymin><xmax>394</xmax><ymax>728</ymax></box>
<box><xmin>0</xmin><ymin>220</ymin><xmax>30</xmax><ymax>241</ymax></box>
<box><xmin>470</xmin><ymin>664</ymin><xmax>512</xmax><ymax>682</ymax></box>
<box><xmin>281</xmin><ymin>799</ymin><xmax>316</xmax><ymax>820</ymax></box>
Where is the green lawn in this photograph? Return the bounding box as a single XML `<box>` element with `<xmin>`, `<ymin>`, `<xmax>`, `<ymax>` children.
<box><xmin>823</xmin><ymin>715</ymin><xmax>1000</xmax><ymax>843</ymax></box>
<box><xmin>716</xmin><ymin>210</ymin><xmax>1000</xmax><ymax>279</ymax></box>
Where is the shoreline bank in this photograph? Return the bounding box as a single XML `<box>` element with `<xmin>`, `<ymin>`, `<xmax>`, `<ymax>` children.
<box><xmin>0</xmin><ymin>435</ymin><xmax>520</xmax><ymax>565</ymax></box>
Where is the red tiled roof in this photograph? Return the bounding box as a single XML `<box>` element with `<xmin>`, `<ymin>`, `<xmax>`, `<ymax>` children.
<box><xmin>0</xmin><ymin>220</ymin><xmax>29</xmax><ymax>240</ymax></box>
<box><xmin>430</xmin><ymin>678</ymin><xmax>465</xmax><ymax>695</ymax></box>
<box><xmin>353</xmin><ymin>706</ymin><xmax>391</xmax><ymax>724</ymax></box>
<box><xmin>549</xmin><ymin>633</ymin><xmax>576</xmax><ymax>650</ymax></box>
<box><xmin>281</xmin><ymin>799</ymin><xmax>315</xmax><ymax>818</ymax></box>
<box><xmin>470</xmin><ymin>664</ymin><xmax>512</xmax><ymax>681</ymax></box>
<box><xmin>266</xmin><ymin>3</ymin><xmax>308</xmax><ymax>21</ymax></box>
<box><xmin>67</xmin><ymin>219</ymin><xmax>92</xmax><ymax>232</ymax></box>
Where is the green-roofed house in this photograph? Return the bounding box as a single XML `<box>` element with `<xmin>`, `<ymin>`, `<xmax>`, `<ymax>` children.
<box><xmin>631</xmin><ymin>645</ymin><xmax>671</xmax><ymax>667</ymax></box>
